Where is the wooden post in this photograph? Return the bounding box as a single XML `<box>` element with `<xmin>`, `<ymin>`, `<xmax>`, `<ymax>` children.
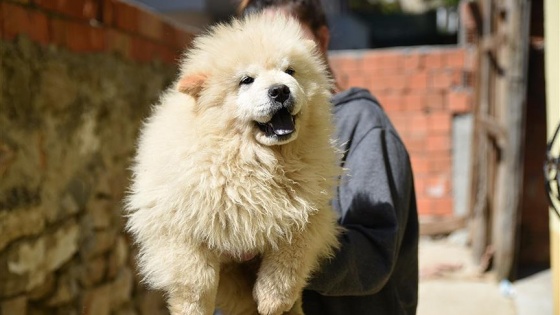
<box><xmin>470</xmin><ymin>0</ymin><xmax>493</xmax><ymax>264</ymax></box>
<box><xmin>544</xmin><ymin>0</ymin><xmax>560</xmax><ymax>312</ymax></box>
<box><xmin>493</xmin><ymin>0</ymin><xmax>532</xmax><ymax>280</ymax></box>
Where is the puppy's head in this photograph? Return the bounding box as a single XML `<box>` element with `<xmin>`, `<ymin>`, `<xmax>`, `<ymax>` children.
<box><xmin>177</xmin><ymin>13</ymin><xmax>331</xmax><ymax>146</ymax></box>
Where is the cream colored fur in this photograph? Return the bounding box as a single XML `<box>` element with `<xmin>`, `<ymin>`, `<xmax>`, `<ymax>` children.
<box><xmin>125</xmin><ymin>14</ymin><xmax>340</xmax><ymax>315</ymax></box>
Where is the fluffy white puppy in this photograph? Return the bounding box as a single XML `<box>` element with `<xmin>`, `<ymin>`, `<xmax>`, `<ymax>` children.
<box><xmin>126</xmin><ymin>13</ymin><xmax>340</xmax><ymax>315</ymax></box>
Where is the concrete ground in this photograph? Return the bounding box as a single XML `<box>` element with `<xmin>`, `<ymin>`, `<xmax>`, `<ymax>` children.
<box><xmin>418</xmin><ymin>231</ymin><xmax>553</xmax><ymax>315</ymax></box>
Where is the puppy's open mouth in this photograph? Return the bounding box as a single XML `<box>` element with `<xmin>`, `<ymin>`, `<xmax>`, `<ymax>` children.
<box><xmin>256</xmin><ymin>108</ymin><xmax>296</xmax><ymax>138</ymax></box>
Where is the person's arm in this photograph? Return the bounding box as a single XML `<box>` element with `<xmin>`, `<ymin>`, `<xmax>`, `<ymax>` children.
<box><xmin>306</xmin><ymin>127</ymin><xmax>414</xmax><ymax>296</ymax></box>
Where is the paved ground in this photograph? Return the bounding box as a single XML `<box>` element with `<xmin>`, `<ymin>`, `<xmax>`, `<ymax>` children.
<box><xmin>514</xmin><ymin>269</ymin><xmax>554</xmax><ymax>315</ymax></box>
<box><xmin>418</xmin><ymin>231</ymin><xmax>553</xmax><ymax>315</ymax></box>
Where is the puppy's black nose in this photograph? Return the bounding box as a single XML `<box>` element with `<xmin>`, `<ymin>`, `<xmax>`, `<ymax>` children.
<box><xmin>268</xmin><ymin>84</ymin><xmax>290</xmax><ymax>104</ymax></box>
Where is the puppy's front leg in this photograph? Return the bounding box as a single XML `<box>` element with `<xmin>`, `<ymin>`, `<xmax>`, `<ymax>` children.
<box><xmin>254</xmin><ymin>209</ymin><xmax>338</xmax><ymax>315</ymax></box>
<box><xmin>253</xmin><ymin>237</ymin><xmax>308</xmax><ymax>315</ymax></box>
<box><xmin>165</xmin><ymin>249</ymin><xmax>220</xmax><ymax>315</ymax></box>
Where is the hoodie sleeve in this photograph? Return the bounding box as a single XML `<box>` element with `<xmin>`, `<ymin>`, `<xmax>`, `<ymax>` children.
<box><xmin>306</xmin><ymin>125</ymin><xmax>414</xmax><ymax>296</ymax></box>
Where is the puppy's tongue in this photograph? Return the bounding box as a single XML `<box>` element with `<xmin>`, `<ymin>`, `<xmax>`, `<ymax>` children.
<box><xmin>268</xmin><ymin>108</ymin><xmax>294</xmax><ymax>136</ymax></box>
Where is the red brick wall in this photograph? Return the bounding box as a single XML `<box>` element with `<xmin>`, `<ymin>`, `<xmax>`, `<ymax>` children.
<box><xmin>330</xmin><ymin>47</ymin><xmax>475</xmax><ymax>217</ymax></box>
<box><xmin>0</xmin><ymin>0</ymin><xmax>194</xmax><ymax>63</ymax></box>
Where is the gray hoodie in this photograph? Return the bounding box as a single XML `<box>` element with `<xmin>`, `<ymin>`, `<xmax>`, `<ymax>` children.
<box><xmin>303</xmin><ymin>88</ymin><xmax>419</xmax><ymax>315</ymax></box>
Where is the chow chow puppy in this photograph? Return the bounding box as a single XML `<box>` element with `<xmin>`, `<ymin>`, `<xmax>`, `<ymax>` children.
<box><xmin>125</xmin><ymin>13</ymin><xmax>340</xmax><ymax>315</ymax></box>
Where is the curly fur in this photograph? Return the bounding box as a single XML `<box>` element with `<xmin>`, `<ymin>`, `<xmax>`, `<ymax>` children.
<box><xmin>125</xmin><ymin>13</ymin><xmax>340</xmax><ymax>315</ymax></box>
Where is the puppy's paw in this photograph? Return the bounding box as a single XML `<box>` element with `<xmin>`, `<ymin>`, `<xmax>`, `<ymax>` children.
<box><xmin>283</xmin><ymin>300</ymin><xmax>304</xmax><ymax>315</ymax></box>
<box><xmin>254</xmin><ymin>279</ymin><xmax>297</xmax><ymax>315</ymax></box>
<box><xmin>256</xmin><ymin>295</ymin><xmax>294</xmax><ymax>315</ymax></box>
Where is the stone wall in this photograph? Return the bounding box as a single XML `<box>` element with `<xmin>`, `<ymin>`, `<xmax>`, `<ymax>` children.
<box><xmin>0</xmin><ymin>36</ymin><xmax>177</xmax><ymax>315</ymax></box>
<box><xmin>0</xmin><ymin>1</ymin><xmax>193</xmax><ymax>314</ymax></box>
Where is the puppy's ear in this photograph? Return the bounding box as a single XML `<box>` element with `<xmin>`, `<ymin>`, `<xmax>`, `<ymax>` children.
<box><xmin>177</xmin><ymin>73</ymin><xmax>207</xmax><ymax>97</ymax></box>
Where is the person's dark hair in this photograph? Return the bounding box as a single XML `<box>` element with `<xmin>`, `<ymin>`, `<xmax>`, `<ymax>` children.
<box><xmin>238</xmin><ymin>0</ymin><xmax>328</xmax><ymax>35</ymax></box>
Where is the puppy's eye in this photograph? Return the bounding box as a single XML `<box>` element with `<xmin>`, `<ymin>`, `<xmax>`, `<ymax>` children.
<box><xmin>285</xmin><ymin>68</ymin><xmax>295</xmax><ymax>76</ymax></box>
<box><xmin>240</xmin><ymin>76</ymin><xmax>254</xmax><ymax>85</ymax></box>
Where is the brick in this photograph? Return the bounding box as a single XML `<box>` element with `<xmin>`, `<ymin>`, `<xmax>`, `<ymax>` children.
<box><xmin>346</xmin><ymin>73</ymin><xmax>368</xmax><ymax>89</ymax></box>
<box><xmin>330</xmin><ymin>54</ymin><xmax>362</xmax><ymax>73</ymax></box>
<box><xmin>161</xmin><ymin>47</ymin><xmax>181</xmax><ymax>64</ymax></box>
<box><xmin>424</xmin><ymin>50</ymin><xmax>444</xmax><ymax>69</ymax></box>
<box><xmin>385</xmin><ymin>74</ymin><xmax>408</xmax><ymax>92</ymax></box>
<box><xmin>403</xmin><ymin>136</ymin><xmax>427</xmax><ymax>155</ymax></box>
<box><xmin>160</xmin><ymin>21</ymin><xmax>177</xmax><ymax>46</ymax></box>
<box><xmin>129</xmin><ymin>36</ymin><xmax>163</xmax><ymax>62</ymax></box>
<box><xmin>369</xmin><ymin>86</ymin><xmax>387</xmax><ymax>97</ymax></box>
<box><xmin>429</xmin><ymin>69</ymin><xmax>462</xmax><ymax>90</ymax></box>
<box><xmin>429</xmin><ymin>70</ymin><xmax>449</xmax><ymax>89</ymax></box>
<box><xmin>416</xmin><ymin>198</ymin><xmax>432</xmax><ymax>216</ymax></box>
<box><xmin>404</xmin><ymin>52</ymin><xmax>425</xmax><ymax>72</ymax></box>
<box><xmin>49</xmin><ymin>18</ymin><xmax>66</xmax><ymax>46</ymax></box>
<box><xmin>409</xmin><ymin>115</ymin><xmax>428</xmax><ymax>135</ymax></box>
<box><xmin>0</xmin><ymin>3</ymin><xmax>5</xmax><ymax>38</ymax></box>
<box><xmin>426</xmin><ymin>134</ymin><xmax>451</xmax><ymax>152</ymax></box>
<box><xmin>168</xmin><ymin>25</ymin><xmax>193</xmax><ymax>53</ymax></box>
<box><xmin>377</xmin><ymin>93</ymin><xmax>403</xmax><ymax>112</ymax></box>
<box><xmin>137</xmin><ymin>10</ymin><xmax>163</xmax><ymax>40</ymax></box>
<box><xmin>101</xmin><ymin>0</ymin><xmax>115</xmax><ymax>25</ymax></box>
<box><xmin>425</xmin><ymin>91</ymin><xmax>446</xmax><ymax>111</ymax></box>
<box><xmin>407</xmin><ymin>71</ymin><xmax>428</xmax><ymax>91</ymax></box>
<box><xmin>428</xmin><ymin>155</ymin><xmax>452</xmax><ymax>173</ymax></box>
<box><xmin>177</xmin><ymin>30</ymin><xmax>194</xmax><ymax>50</ymax></box>
<box><xmin>428</xmin><ymin>112</ymin><xmax>451</xmax><ymax>134</ymax></box>
<box><xmin>80</xmin><ymin>24</ymin><xmax>106</xmax><ymax>52</ymax></box>
<box><xmin>370</xmin><ymin>74</ymin><xmax>408</xmax><ymax>92</ymax></box>
<box><xmin>71</xmin><ymin>21</ymin><xmax>105</xmax><ymax>52</ymax></box>
<box><xmin>154</xmin><ymin>44</ymin><xmax>171</xmax><ymax>63</ymax></box>
<box><xmin>410</xmin><ymin>157</ymin><xmax>429</xmax><ymax>176</ymax></box>
<box><xmin>334</xmin><ymin>72</ymin><xmax>350</xmax><ymax>90</ymax></box>
<box><xmin>329</xmin><ymin>65</ymin><xmax>346</xmax><ymax>86</ymax></box>
<box><xmin>362</xmin><ymin>50</ymin><xmax>403</xmax><ymax>74</ymax></box>
<box><xmin>444</xmin><ymin>49</ymin><xmax>466</xmax><ymax>68</ymax></box>
<box><xmin>413</xmin><ymin>177</ymin><xmax>425</xmax><ymax>194</ymax></box>
<box><xmin>431</xmin><ymin>197</ymin><xmax>454</xmax><ymax>216</ymax></box>
<box><xmin>368</xmin><ymin>74</ymin><xmax>387</xmax><ymax>92</ymax></box>
<box><xmin>453</xmin><ymin>70</ymin><xmax>465</xmax><ymax>86</ymax></box>
<box><xmin>402</xmin><ymin>93</ymin><xmax>426</xmax><ymax>112</ymax></box>
<box><xmin>113</xmin><ymin>1</ymin><xmax>140</xmax><ymax>34</ymax></box>
<box><xmin>1</xmin><ymin>3</ymin><xmax>50</xmax><ymax>45</ymax></box>
<box><xmin>50</xmin><ymin>19</ymin><xmax>106</xmax><ymax>52</ymax></box>
<box><xmin>387</xmin><ymin>114</ymin><xmax>410</xmax><ymax>136</ymax></box>
<box><xmin>35</xmin><ymin>0</ymin><xmax>99</xmax><ymax>21</ymax></box>
<box><xmin>448</xmin><ymin>89</ymin><xmax>473</xmax><ymax>113</ymax></box>
<box><xmin>361</xmin><ymin>52</ymin><xmax>384</xmax><ymax>71</ymax></box>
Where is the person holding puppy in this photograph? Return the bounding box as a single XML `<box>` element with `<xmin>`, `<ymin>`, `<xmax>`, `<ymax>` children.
<box><xmin>238</xmin><ymin>1</ymin><xmax>419</xmax><ymax>314</ymax></box>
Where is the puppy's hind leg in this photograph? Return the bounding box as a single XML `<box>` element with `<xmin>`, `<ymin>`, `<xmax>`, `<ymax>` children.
<box><xmin>216</xmin><ymin>263</ymin><xmax>259</xmax><ymax>315</ymax></box>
